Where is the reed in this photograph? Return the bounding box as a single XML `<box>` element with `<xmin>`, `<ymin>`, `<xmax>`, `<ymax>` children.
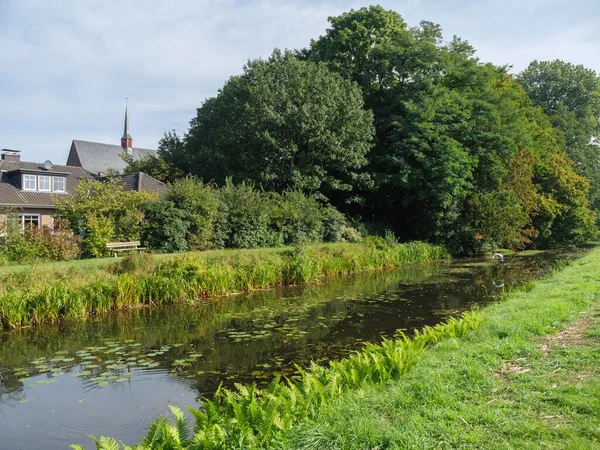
<box><xmin>0</xmin><ymin>241</ymin><xmax>448</xmax><ymax>329</ymax></box>
<box><xmin>73</xmin><ymin>248</ymin><xmax>600</xmax><ymax>450</ymax></box>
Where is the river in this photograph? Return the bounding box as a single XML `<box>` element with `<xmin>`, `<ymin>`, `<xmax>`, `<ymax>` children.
<box><xmin>0</xmin><ymin>250</ymin><xmax>583</xmax><ymax>449</ymax></box>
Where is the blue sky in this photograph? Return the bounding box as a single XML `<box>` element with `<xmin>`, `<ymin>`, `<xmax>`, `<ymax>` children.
<box><xmin>1</xmin><ymin>0</ymin><xmax>599</xmax><ymax>164</ymax></box>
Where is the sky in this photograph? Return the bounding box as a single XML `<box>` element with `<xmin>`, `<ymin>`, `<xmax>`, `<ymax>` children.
<box><xmin>1</xmin><ymin>0</ymin><xmax>599</xmax><ymax>164</ymax></box>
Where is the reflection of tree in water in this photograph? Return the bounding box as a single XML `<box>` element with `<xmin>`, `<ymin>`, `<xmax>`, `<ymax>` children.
<box><xmin>0</xmin><ymin>249</ymin><xmax>586</xmax><ymax>402</ymax></box>
<box><xmin>0</xmin><ymin>368</ymin><xmax>26</xmax><ymax>405</ymax></box>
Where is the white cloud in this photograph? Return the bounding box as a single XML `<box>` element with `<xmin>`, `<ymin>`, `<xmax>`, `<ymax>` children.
<box><xmin>0</xmin><ymin>0</ymin><xmax>598</xmax><ymax>163</ymax></box>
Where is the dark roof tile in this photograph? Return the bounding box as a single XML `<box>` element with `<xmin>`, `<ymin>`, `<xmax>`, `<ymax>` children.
<box><xmin>68</xmin><ymin>140</ymin><xmax>155</xmax><ymax>175</ymax></box>
<box><xmin>0</xmin><ymin>160</ymin><xmax>94</xmax><ymax>208</ymax></box>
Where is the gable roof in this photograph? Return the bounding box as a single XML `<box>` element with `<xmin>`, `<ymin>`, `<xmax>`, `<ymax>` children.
<box><xmin>106</xmin><ymin>172</ymin><xmax>167</xmax><ymax>196</ymax></box>
<box><xmin>67</xmin><ymin>140</ymin><xmax>155</xmax><ymax>175</ymax></box>
<box><xmin>0</xmin><ymin>160</ymin><xmax>94</xmax><ymax>208</ymax></box>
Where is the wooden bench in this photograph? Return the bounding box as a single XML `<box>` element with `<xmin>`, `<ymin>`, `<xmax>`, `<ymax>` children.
<box><xmin>106</xmin><ymin>241</ymin><xmax>147</xmax><ymax>257</ymax></box>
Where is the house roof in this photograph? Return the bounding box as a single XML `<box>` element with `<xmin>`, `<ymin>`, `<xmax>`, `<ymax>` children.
<box><xmin>107</xmin><ymin>172</ymin><xmax>167</xmax><ymax>196</ymax></box>
<box><xmin>67</xmin><ymin>140</ymin><xmax>155</xmax><ymax>175</ymax></box>
<box><xmin>0</xmin><ymin>160</ymin><xmax>94</xmax><ymax>208</ymax></box>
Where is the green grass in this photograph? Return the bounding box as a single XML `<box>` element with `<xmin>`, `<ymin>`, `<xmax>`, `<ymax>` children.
<box><xmin>76</xmin><ymin>246</ymin><xmax>600</xmax><ymax>449</ymax></box>
<box><xmin>0</xmin><ymin>241</ymin><xmax>448</xmax><ymax>329</ymax></box>
<box><xmin>279</xmin><ymin>249</ymin><xmax>600</xmax><ymax>449</ymax></box>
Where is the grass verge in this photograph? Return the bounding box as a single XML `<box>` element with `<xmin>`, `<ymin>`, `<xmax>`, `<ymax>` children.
<box><xmin>75</xmin><ymin>246</ymin><xmax>600</xmax><ymax>449</ymax></box>
<box><xmin>0</xmin><ymin>241</ymin><xmax>448</xmax><ymax>329</ymax></box>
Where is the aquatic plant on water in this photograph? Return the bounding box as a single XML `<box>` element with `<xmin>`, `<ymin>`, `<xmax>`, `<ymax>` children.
<box><xmin>70</xmin><ymin>310</ymin><xmax>483</xmax><ymax>449</ymax></box>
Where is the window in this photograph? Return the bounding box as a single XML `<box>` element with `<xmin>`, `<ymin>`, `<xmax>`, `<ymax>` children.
<box><xmin>23</xmin><ymin>174</ymin><xmax>36</xmax><ymax>191</ymax></box>
<box><xmin>52</xmin><ymin>176</ymin><xmax>66</xmax><ymax>193</ymax></box>
<box><xmin>20</xmin><ymin>214</ymin><xmax>40</xmax><ymax>230</ymax></box>
<box><xmin>38</xmin><ymin>175</ymin><xmax>51</xmax><ymax>191</ymax></box>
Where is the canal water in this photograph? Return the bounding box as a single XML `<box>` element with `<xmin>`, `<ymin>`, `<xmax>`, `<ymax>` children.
<box><xmin>0</xmin><ymin>250</ymin><xmax>582</xmax><ymax>449</ymax></box>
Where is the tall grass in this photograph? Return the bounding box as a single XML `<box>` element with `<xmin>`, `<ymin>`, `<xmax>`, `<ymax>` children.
<box><xmin>0</xmin><ymin>241</ymin><xmax>448</xmax><ymax>329</ymax></box>
<box><xmin>71</xmin><ymin>248</ymin><xmax>598</xmax><ymax>450</ymax></box>
<box><xmin>71</xmin><ymin>310</ymin><xmax>483</xmax><ymax>450</ymax></box>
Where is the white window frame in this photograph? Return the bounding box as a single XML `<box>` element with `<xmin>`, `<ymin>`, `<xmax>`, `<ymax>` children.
<box><xmin>52</xmin><ymin>176</ymin><xmax>66</xmax><ymax>193</ymax></box>
<box><xmin>23</xmin><ymin>174</ymin><xmax>36</xmax><ymax>191</ymax></box>
<box><xmin>38</xmin><ymin>175</ymin><xmax>51</xmax><ymax>192</ymax></box>
<box><xmin>20</xmin><ymin>213</ymin><xmax>40</xmax><ymax>231</ymax></box>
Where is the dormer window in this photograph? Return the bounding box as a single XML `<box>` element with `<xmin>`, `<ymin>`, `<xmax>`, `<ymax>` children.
<box><xmin>20</xmin><ymin>174</ymin><xmax>66</xmax><ymax>193</ymax></box>
<box><xmin>23</xmin><ymin>174</ymin><xmax>36</xmax><ymax>191</ymax></box>
<box><xmin>39</xmin><ymin>175</ymin><xmax>51</xmax><ymax>192</ymax></box>
<box><xmin>52</xmin><ymin>176</ymin><xmax>66</xmax><ymax>193</ymax></box>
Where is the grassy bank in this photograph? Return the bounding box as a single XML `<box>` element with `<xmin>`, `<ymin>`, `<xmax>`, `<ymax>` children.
<box><xmin>77</xmin><ymin>247</ymin><xmax>600</xmax><ymax>449</ymax></box>
<box><xmin>0</xmin><ymin>241</ymin><xmax>448</xmax><ymax>329</ymax></box>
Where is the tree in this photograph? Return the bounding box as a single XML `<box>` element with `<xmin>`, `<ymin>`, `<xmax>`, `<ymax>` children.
<box><xmin>55</xmin><ymin>178</ymin><xmax>158</xmax><ymax>256</ymax></box>
<box><xmin>140</xmin><ymin>201</ymin><xmax>190</xmax><ymax>253</ymax></box>
<box><xmin>518</xmin><ymin>60</ymin><xmax>600</xmax><ymax>209</ymax></box>
<box><xmin>123</xmin><ymin>131</ymin><xmax>185</xmax><ymax>184</ymax></box>
<box><xmin>304</xmin><ymin>6</ymin><xmax>597</xmax><ymax>253</ymax></box>
<box><xmin>171</xmin><ymin>50</ymin><xmax>374</xmax><ymax>202</ymax></box>
<box><xmin>165</xmin><ymin>177</ymin><xmax>219</xmax><ymax>250</ymax></box>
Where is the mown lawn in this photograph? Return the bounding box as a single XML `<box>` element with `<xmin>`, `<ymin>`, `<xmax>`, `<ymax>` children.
<box><xmin>278</xmin><ymin>250</ymin><xmax>600</xmax><ymax>449</ymax></box>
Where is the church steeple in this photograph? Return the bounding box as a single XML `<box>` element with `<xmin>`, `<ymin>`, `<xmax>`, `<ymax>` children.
<box><xmin>121</xmin><ymin>100</ymin><xmax>133</xmax><ymax>154</ymax></box>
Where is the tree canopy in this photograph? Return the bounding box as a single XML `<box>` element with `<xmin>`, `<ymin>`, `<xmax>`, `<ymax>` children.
<box><xmin>129</xmin><ymin>5</ymin><xmax>598</xmax><ymax>254</ymax></box>
<box><xmin>518</xmin><ymin>60</ymin><xmax>600</xmax><ymax>210</ymax></box>
<box><xmin>167</xmin><ymin>50</ymin><xmax>375</xmax><ymax>202</ymax></box>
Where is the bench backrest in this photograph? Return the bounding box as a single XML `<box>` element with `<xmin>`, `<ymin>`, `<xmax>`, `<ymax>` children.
<box><xmin>106</xmin><ymin>241</ymin><xmax>141</xmax><ymax>249</ymax></box>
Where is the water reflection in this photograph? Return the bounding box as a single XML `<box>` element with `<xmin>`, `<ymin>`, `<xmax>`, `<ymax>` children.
<box><xmin>0</xmin><ymin>250</ymin><xmax>583</xmax><ymax>449</ymax></box>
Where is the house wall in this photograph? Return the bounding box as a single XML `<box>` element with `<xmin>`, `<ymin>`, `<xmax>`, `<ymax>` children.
<box><xmin>22</xmin><ymin>208</ymin><xmax>55</xmax><ymax>228</ymax></box>
<box><xmin>0</xmin><ymin>207</ymin><xmax>55</xmax><ymax>233</ymax></box>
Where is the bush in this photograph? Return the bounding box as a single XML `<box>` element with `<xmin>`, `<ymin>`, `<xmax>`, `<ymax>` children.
<box><xmin>165</xmin><ymin>177</ymin><xmax>219</xmax><ymax>250</ymax></box>
<box><xmin>321</xmin><ymin>205</ymin><xmax>348</xmax><ymax>242</ymax></box>
<box><xmin>270</xmin><ymin>191</ymin><xmax>324</xmax><ymax>245</ymax></box>
<box><xmin>0</xmin><ymin>219</ymin><xmax>81</xmax><ymax>263</ymax></box>
<box><xmin>84</xmin><ymin>213</ymin><xmax>113</xmax><ymax>258</ymax></box>
<box><xmin>213</xmin><ymin>179</ymin><xmax>280</xmax><ymax>249</ymax></box>
<box><xmin>140</xmin><ymin>201</ymin><xmax>190</xmax><ymax>253</ymax></box>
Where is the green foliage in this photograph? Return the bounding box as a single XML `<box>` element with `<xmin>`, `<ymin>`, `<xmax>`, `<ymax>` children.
<box><xmin>270</xmin><ymin>191</ymin><xmax>324</xmax><ymax>245</ymax></box>
<box><xmin>140</xmin><ymin>201</ymin><xmax>190</xmax><ymax>253</ymax></box>
<box><xmin>55</xmin><ymin>178</ymin><xmax>158</xmax><ymax>257</ymax></box>
<box><xmin>303</xmin><ymin>7</ymin><xmax>597</xmax><ymax>253</ymax></box>
<box><xmin>172</xmin><ymin>49</ymin><xmax>374</xmax><ymax>200</ymax></box>
<box><xmin>213</xmin><ymin>179</ymin><xmax>279</xmax><ymax>249</ymax></box>
<box><xmin>0</xmin><ymin>219</ymin><xmax>81</xmax><ymax>263</ymax></box>
<box><xmin>518</xmin><ymin>60</ymin><xmax>600</xmax><ymax>210</ymax></box>
<box><xmin>533</xmin><ymin>152</ymin><xmax>597</xmax><ymax>247</ymax></box>
<box><xmin>84</xmin><ymin>213</ymin><xmax>114</xmax><ymax>258</ymax></box>
<box><xmin>321</xmin><ymin>205</ymin><xmax>349</xmax><ymax>243</ymax></box>
<box><xmin>0</xmin><ymin>241</ymin><xmax>448</xmax><ymax>329</ymax></box>
<box><xmin>165</xmin><ymin>177</ymin><xmax>219</xmax><ymax>250</ymax></box>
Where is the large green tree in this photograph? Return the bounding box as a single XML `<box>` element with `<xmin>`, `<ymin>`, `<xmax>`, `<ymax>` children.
<box><xmin>305</xmin><ymin>6</ymin><xmax>596</xmax><ymax>252</ymax></box>
<box><xmin>518</xmin><ymin>60</ymin><xmax>600</xmax><ymax>209</ymax></box>
<box><xmin>172</xmin><ymin>50</ymin><xmax>374</xmax><ymax>202</ymax></box>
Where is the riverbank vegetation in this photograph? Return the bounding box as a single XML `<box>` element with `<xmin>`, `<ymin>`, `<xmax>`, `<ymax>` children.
<box><xmin>131</xmin><ymin>6</ymin><xmax>600</xmax><ymax>255</ymax></box>
<box><xmin>0</xmin><ymin>240</ymin><xmax>447</xmax><ymax>329</ymax></box>
<box><xmin>78</xmin><ymin>244</ymin><xmax>600</xmax><ymax>449</ymax></box>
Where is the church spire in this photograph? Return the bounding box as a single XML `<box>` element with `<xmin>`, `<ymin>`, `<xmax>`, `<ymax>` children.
<box><xmin>121</xmin><ymin>99</ymin><xmax>133</xmax><ymax>154</ymax></box>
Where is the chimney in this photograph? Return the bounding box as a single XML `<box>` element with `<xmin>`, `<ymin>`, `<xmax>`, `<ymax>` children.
<box><xmin>1</xmin><ymin>149</ymin><xmax>21</xmax><ymax>162</ymax></box>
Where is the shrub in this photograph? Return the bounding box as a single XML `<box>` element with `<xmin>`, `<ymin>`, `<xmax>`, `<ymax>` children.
<box><xmin>140</xmin><ymin>201</ymin><xmax>190</xmax><ymax>253</ymax></box>
<box><xmin>165</xmin><ymin>177</ymin><xmax>219</xmax><ymax>250</ymax></box>
<box><xmin>270</xmin><ymin>191</ymin><xmax>324</xmax><ymax>245</ymax></box>
<box><xmin>0</xmin><ymin>219</ymin><xmax>81</xmax><ymax>263</ymax></box>
<box><xmin>213</xmin><ymin>179</ymin><xmax>280</xmax><ymax>248</ymax></box>
<box><xmin>321</xmin><ymin>205</ymin><xmax>348</xmax><ymax>242</ymax></box>
<box><xmin>84</xmin><ymin>213</ymin><xmax>114</xmax><ymax>258</ymax></box>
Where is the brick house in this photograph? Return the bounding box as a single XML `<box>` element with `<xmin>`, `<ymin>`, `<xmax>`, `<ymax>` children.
<box><xmin>1</xmin><ymin>108</ymin><xmax>165</xmax><ymax>233</ymax></box>
<box><xmin>0</xmin><ymin>149</ymin><xmax>94</xmax><ymax>231</ymax></box>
